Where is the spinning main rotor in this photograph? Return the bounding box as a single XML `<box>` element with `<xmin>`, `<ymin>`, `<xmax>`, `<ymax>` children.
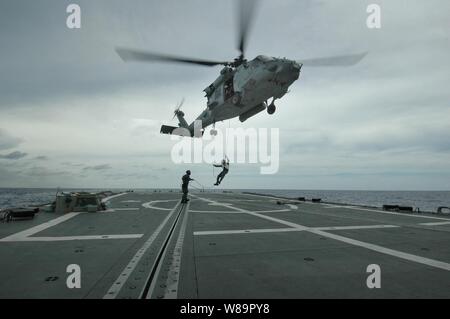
<box><xmin>116</xmin><ymin>0</ymin><xmax>366</xmax><ymax>70</ymax></box>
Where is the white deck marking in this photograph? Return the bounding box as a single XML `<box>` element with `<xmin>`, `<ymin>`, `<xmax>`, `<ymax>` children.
<box><xmin>192</xmin><ymin>210</ymin><xmax>243</xmax><ymax>214</ymax></box>
<box><xmin>193</xmin><ymin>195</ymin><xmax>450</xmax><ymax>272</ymax></box>
<box><xmin>314</xmin><ymin>225</ymin><xmax>400</xmax><ymax>231</ymax></box>
<box><xmin>248</xmin><ymin>209</ymin><xmax>291</xmax><ymax>213</ymax></box>
<box><xmin>2</xmin><ymin>234</ymin><xmax>143</xmax><ymax>242</ymax></box>
<box><xmin>194</xmin><ymin>224</ymin><xmax>399</xmax><ymax>236</ymax></box>
<box><xmin>0</xmin><ymin>213</ymin><xmax>80</xmax><ymax>242</ymax></box>
<box><xmin>419</xmin><ymin>221</ymin><xmax>450</xmax><ymax>226</ymax></box>
<box><xmin>192</xmin><ymin>209</ymin><xmax>290</xmax><ymax>214</ymax></box>
<box><xmin>104</xmin><ymin>201</ymin><xmax>181</xmax><ymax>299</ymax></box>
<box><xmin>195</xmin><ymin>228</ymin><xmax>300</xmax><ymax>235</ymax></box>
<box><xmin>245</xmin><ymin>211</ymin><xmax>308</xmax><ymax>229</ymax></box>
<box><xmin>192</xmin><ymin>195</ymin><xmax>308</xmax><ymax>229</ymax></box>
<box><xmin>143</xmin><ymin>200</ymin><xmax>178</xmax><ymax>211</ymax></box>
<box><xmin>100</xmin><ymin>209</ymin><xmax>116</xmax><ymax>213</ymax></box>
<box><xmin>144</xmin><ymin>198</ymin><xmax>290</xmax><ymax>214</ymax></box>
<box><xmin>101</xmin><ymin>193</ymin><xmax>128</xmax><ymax>203</ymax></box>
<box><xmin>218</xmin><ymin>199</ymin><xmax>261</xmax><ymax>202</ymax></box>
<box><xmin>324</xmin><ymin>205</ymin><xmax>358</xmax><ymax>209</ymax></box>
<box><xmin>308</xmin><ymin>228</ymin><xmax>450</xmax><ymax>271</ymax></box>
<box><xmin>0</xmin><ymin>209</ymin><xmax>144</xmax><ymax>242</ymax></box>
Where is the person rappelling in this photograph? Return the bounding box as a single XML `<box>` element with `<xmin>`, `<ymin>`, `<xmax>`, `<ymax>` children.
<box><xmin>213</xmin><ymin>156</ymin><xmax>230</xmax><ymax>186</ymax></box>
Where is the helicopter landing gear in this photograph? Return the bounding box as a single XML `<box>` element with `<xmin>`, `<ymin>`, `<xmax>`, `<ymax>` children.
<box><xmin>210</xmin><ymin>123</ymin><xmax>218</xmax><ymax>136</ymax></box>
<box><xmin>267</xmin><ymin>100</ymin><xmax>276</xmax><ymax>115</ymax></box>
<box><xmin>231</xmin><ymin>93</ymin><xmax>241</xmax><ymax>105</ymax></box>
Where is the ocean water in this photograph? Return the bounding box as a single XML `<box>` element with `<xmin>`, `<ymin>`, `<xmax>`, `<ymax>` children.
<box><xmin>0</xmin><ymin>188</ymin><xmax>449</xmax><ymax>213</ymax></box>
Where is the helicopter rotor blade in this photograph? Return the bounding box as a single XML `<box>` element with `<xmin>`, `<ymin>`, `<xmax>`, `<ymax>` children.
<box><xmin>178</xmin><ymin>98</ymin><xmax>185</xmax><ymax>110</ymax></box>
<box><xmin>298</xmin><ymin>52</ymin><xmax>368</xmax><ymax>67</ymax></box>
<box><xmin>116</xmin><ymin>48</ymin><xmax>230</xmax><ymax>67</ymax></box>
<box><xmin>172</xmin><ymin>98</ymin><xmax>185</xmax><ymax>120</ymax></box>
<box><xmin>237</xmin><ymin>0</ymin><xmax>260</xmax><ymax>59</ymax></box>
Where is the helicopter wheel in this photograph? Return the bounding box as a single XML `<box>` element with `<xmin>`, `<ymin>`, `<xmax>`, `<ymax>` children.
<box><xmin>267</xmin><ymin>103</ymin><xmax>276</xmax><ymax>115</ymax></box>
<box><xmin>231</xmin><ymin>94</ymin><xmax>241</xmax><ymax>105</ymax></box>
<box><xmin>210</xmin><ymin>129</ymin><xmax>218</xmax><ymax>136</ymax></box>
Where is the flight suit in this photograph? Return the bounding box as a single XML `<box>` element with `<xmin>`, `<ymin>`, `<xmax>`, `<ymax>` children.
<box><xmin>181</xmin><ymin>173</ymin><xmax>193</xmax><ymax>203</ymax></box>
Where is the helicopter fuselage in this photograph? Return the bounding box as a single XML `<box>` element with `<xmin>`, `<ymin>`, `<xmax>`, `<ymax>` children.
<box><xmin>183</xmin><ymin>55</ymin><xmax>301</xmax><ymax>132</ymax></box>
<box><xmin>119</xmin><ymin>1</ymin><xmax>365</xmax><ymax>138</ymax></box>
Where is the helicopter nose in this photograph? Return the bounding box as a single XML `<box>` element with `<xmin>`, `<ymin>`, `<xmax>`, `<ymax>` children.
<box><xmin>268</xmin><ymin>59</ymin><xmax>301</xmax><ymax>85</ymax></box>
<box><xmin>280</xmin><ymin>60</ymin><xmax>301</xmax><ymax>81</ymax></box>
<box><xmin>292</xmin><ymin>61</ymin><xmax>302</xmax><ymax>71</ymax></box>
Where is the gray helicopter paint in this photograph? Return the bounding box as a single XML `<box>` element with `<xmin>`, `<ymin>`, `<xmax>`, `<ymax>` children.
<box><xmin>114</xmin><ymin>1</ymin><xmax>365</xmax><ymax>136</ymax></box>
<box><xmin>185</xmin><ymin>56</ymin><xmax>301</xmax><ymax>131</ymax></box>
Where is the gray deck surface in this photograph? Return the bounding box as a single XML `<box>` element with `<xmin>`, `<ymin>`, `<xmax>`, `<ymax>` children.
<box><xmin>0</xmin><ymin>191</ymin><xmax>449</xmax><ymax>299</ymax></box>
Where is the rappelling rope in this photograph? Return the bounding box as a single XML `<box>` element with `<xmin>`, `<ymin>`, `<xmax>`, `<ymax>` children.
<box><xmin>225</xmin><ymin>119</ymin><xmax>230</xmax><ymax>159</ymax></box>
<box><xmin>192</xmin><ymin>179</ymin><xmax>205</xmax><ymax>192</ymax></box>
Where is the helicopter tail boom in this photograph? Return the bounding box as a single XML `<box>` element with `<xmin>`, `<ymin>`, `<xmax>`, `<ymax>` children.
<box><xmin>160</xmin><ymin>125</ymin><xmax>203</xmax><ymax>138</ymax></box>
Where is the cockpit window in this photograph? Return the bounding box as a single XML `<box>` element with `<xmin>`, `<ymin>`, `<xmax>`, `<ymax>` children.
<box><xmin>255</xmin><ymin>55</ymin><xmax>274</xmax><ymax>62</ymax></box>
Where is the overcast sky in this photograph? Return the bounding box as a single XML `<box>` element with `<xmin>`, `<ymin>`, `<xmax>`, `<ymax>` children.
<box><xmin>0</xmin><ymin>0</ymin><xmax>449</xmax><ymax>190</ymax></box>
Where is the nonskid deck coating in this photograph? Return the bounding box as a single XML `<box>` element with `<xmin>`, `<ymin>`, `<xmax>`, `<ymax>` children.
<box><xmin>0</xmin><ymin>191</ymin><xmax>449</xmax><ymax>298</ymax></box>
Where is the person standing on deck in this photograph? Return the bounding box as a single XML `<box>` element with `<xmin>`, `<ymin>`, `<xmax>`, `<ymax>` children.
<box><xmin>181</xmin><ymin>170</ymin><xmax>193</xmax><ymax>203</ymax></box>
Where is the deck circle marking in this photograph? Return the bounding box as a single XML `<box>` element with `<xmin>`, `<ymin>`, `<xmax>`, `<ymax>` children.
<box><xmin>142</xmin><ymin>199</ymin><xmax>291</xmax><ymax>214</ymax></box>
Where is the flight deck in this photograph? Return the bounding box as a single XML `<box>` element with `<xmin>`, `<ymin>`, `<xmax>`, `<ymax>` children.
<box><xmin>0</xmin><ymin>191</ymin><xmax>449</xmax><ymax>299</ymax></box>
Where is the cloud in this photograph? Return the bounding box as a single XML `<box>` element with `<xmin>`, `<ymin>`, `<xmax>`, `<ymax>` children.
<box><xmin>0</xmin><ymin>128</ymin><xmax>23</xmax><ymax>150</ymax></box>
<box><xmin>33</xmin><ymin>155</ymin><xmax>49</xmax><ymax>160</ymax></box>
<box><xmin>0</xmin><ymin>151</ymin><xmax>27</xmax><ymax>160</ymax></box>
<box><xmin>0</xmin><ymin>1</ymin><xmax>449</xmax><ymax>190</ymax></box>
<box><xmin>61</xmin><ymin>162</ymin><xmax>84</xmax><ymax>167</ymax></box>
<box><xmin>284</xmin><ymin>124</ymin><xmax>450</xmax><ymax>155</ymax></box>
<box><xmin>27</xmin><ymin>166</ymin><xmax>70</xmax><ymax>177</ymax></box>
<box><xmin>83</xmin><ymin>164</ymin><xmax>112</xmax><ymax>171</ymax></box>
<box><xmin>103</xmin><ymin>172</ymin><xmax>159</xmax><ymax>180</ymax></box>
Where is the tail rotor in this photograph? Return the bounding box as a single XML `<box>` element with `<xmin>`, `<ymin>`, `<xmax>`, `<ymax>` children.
<box><xmin>172</xmin><ymin>98</ymin><xmax>185</xmax><ymax>120</ymax></box>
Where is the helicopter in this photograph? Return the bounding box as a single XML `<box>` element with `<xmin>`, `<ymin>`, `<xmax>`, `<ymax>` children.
<box><xmin>116</xmin><ymin>0</ymin><xmax>366</xmax><ymax>137</ymax></box>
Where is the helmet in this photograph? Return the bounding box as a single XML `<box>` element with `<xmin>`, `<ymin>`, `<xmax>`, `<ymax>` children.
<box><xmin>186</xmin><ymin>170</ymin><xmax>191</xmax><ymax>175</ymax></box>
